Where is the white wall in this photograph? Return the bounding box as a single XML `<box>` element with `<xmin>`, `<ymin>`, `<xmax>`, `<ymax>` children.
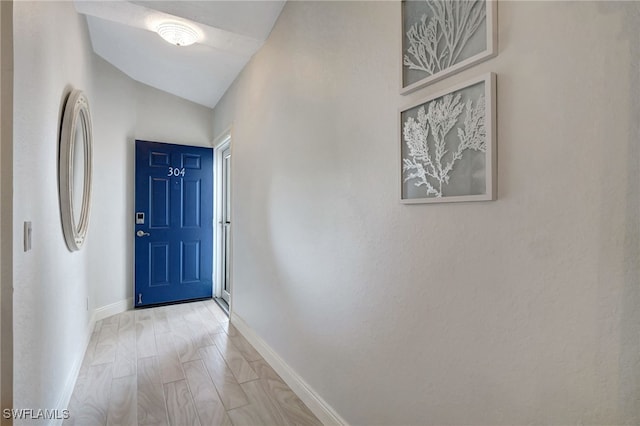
<box><xmin>212</xmin><ymin>1</ymin><xmax>640</xmax><ymax>424</ymax></box>
<box><xmin>0</xmin><ymin>0</ymin><xmax>14</xmax><ymax>416</ymax></box>
<box><xmin>14</xmin><ymin>2</ymin><xmax>96</xmax><ymax>415</ymax></box>
<box><xmin>88</xmin><ymin>57</ymin><xmax>213</xmax><ymax>312</ymax></box>
<box><xmin>13</xmin><ymin>1</ymin><xmax>212</xmax><ymax>418</ymax></box>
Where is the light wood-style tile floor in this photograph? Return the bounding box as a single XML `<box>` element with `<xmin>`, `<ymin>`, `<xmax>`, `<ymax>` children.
<box><xmin>64</xmin><ymin>299</ymin><xmax>322</xmax><ymax>426</ymax></box>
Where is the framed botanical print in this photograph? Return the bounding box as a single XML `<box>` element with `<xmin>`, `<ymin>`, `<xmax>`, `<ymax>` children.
<box><xmin>401</xmin><ymin>0</ymin><xmax>497</xmax><ymax>94</ymax></box>
<box><xmin>400</xmin><ymin>73</ymin><xmax>496</xmax><ymax>203</ymax></box>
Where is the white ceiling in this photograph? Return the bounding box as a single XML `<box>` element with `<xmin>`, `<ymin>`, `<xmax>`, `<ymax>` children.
<box><xmin>74</xmin><ymin>1</ymin><xmax>286</xmax><ymax>108</ymax></box>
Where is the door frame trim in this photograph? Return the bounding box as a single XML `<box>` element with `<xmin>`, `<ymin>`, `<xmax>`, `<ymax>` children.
<box><xmin>0</xmin><ymin>0</ymin><xmax>13</xmax><ymax>417</ymax></box>
<box><xmin>213</xmin><ymin>128</ymin><xmax>232</xmax><ymax>312</ymax></box>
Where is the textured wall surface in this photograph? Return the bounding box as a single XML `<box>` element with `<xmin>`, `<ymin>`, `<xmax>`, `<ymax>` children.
<box><xmin>13</xmin><ymin>2</ymin><xmax>96</xmax><ymax>414</ymax></box>
<box><xmin>213</xmin><ymin>1</ymin><xmax>640</xmax><ymax>424</ymax></box>
<box><xmin>1</xmin><ymin>0</ymin><xmax>14</xmax><ymax>414</ymax></box>
<box><xmin>13</xmin><ymin>1</ymin><xmax>212</xmax><ymax>416</ymax></box>
<box><xmin>88</xmin><ymin>57</ymin><xmax>213</xmax><ymax>312</ymax></box>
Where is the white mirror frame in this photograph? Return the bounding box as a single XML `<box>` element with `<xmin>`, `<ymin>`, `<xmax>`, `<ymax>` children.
<box><xmin>59</xmin><ymin>89</ymin><xmax>93</xmax><ymax>251</ymax></box>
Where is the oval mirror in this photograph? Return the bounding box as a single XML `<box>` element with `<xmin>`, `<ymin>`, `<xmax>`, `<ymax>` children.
<box><xmin>59</xmin><ymin>89</ymin><xmax>93</xmax><ymax>251</ymax></box>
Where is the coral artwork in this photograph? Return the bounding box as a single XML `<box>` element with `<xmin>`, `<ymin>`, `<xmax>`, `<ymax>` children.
<box><xmin>403</xmin><ymin>93</ymin><xmax>485</xmax><ymax>197</ymax></box>
<box><xmin>401</xmin><ymin>0</ymin><xmax>495</xmax><ymax>92</ymax></box>
<box><xmin>404</xmin><ymin>0</ymin><xmax>485</xmax><ymax>76</ymax></box>
<box><xmin>400</xmin><ymin>74</ymin><xmax>495</xmax><ymax>203</ymax></box>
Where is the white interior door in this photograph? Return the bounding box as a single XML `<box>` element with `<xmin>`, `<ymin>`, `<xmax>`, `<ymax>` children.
<box><xmin>220</xmin><ymin>145</ymin><xmax>231</xmax><ymax>304</ymax></box>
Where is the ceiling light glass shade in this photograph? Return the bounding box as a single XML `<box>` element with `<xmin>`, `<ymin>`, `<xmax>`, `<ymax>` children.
<box><xmin>156</xmin><ymin>22</ymin><xmax>199</xmax><ymax>47</ymax></box>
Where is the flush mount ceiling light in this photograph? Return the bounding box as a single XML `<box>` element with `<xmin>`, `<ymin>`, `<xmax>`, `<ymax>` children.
<box><xmin>156</xmin><ymin>21</ymin><xmax>200</xmax><ymax>47</ymax></box>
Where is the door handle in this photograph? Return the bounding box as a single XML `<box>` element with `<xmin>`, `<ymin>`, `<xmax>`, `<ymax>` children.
<box><xmin>136</xmin><ymin>230</ymin><xmax>150</xmax><ymax>237</ymax></box>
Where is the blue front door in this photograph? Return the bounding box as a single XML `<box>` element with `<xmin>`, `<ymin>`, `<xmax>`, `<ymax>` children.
<box><xmin>135</xmin><ymin>140</ymin><xmax>213</xmax><ymax>307</ymax></box>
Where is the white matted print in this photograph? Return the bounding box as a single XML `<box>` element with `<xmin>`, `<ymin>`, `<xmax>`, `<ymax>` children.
<box><xmin>400</xmin><ymin>73</ymin><xmax>496</xmax><ymax>204</ymax></box>
<box><xmin>401</xmin><ymin>0</ymin><xmax>497</xmax><ymax>94</ymax></box>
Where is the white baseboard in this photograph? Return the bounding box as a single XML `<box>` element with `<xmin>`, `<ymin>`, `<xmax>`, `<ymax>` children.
<box><xmin>51</xmin><ymin>317</ymin><xmax>93</xmax><ymax>426</ymax></box>
<box><xmin>231</xmin><ymin>312</ymin><xmax>348</xmax><ymax>426</ymax></box>
<box><xmin>53</xmin><ymin>298</ymin><xmax>132</xmax><ymax>426</ymax></box>
<box><xmin>91</xmin><ymin>297</ymin><xmax>132</xmax><ymax>323</ymax></box>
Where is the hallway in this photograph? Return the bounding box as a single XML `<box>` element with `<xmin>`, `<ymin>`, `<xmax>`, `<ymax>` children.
<box><xmin>64</xmin><ymin>300</ymin><xmax>321</xmax><ymax>426</ymax></box>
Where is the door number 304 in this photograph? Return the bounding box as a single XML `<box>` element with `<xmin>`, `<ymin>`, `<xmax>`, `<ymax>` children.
<box><xmin>168</xmin><ymin>167</ymin><xmax>186</xmax><ymax>177</ymax></box>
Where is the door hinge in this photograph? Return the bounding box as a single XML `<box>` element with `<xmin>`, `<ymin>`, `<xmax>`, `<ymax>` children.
<box><xmin>138</xmin><ymin>293</ymin><xmax>142</xmax><ymax>305</ymax></box>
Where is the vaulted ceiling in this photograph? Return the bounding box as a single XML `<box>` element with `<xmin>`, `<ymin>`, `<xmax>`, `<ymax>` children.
<box><xmin>74</xmin><ymin>1</ymin><xmax>286</xmax><ymax>108</ymax></box>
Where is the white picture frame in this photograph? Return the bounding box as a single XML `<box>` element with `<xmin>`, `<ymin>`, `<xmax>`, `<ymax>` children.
<box><xmin>401</xmin><ymin>0</ymin><xmax>498</xmax><ymax>95</ymax></box>
<box><xmin>399</xmin><ymin>73</ymin><xmax>496</xmax><ymax>204</ymax></box>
